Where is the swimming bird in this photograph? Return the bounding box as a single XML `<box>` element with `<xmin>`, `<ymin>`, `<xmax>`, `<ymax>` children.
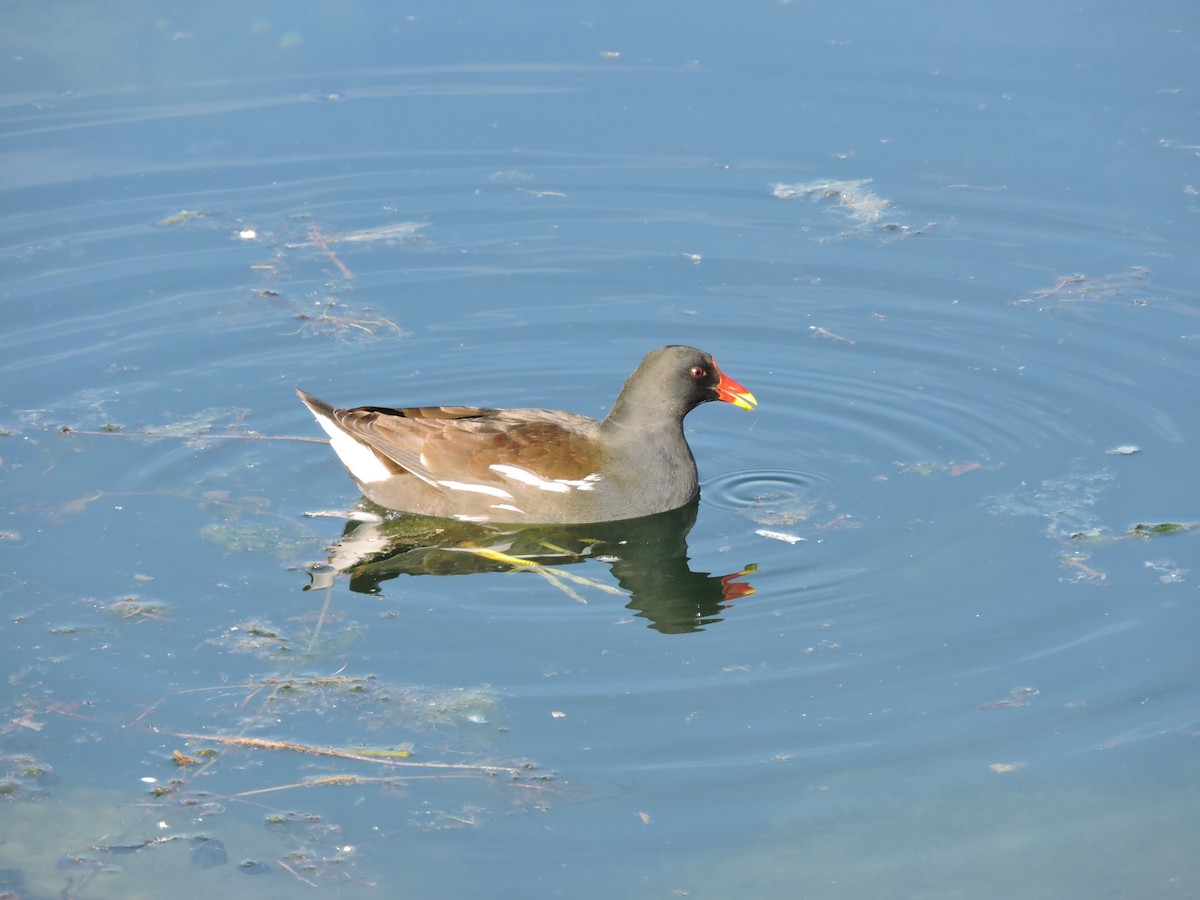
<box><xmin>297</xmin><ymin>345</ymin><xmax>756</xmax><ymax>524</ymax></box>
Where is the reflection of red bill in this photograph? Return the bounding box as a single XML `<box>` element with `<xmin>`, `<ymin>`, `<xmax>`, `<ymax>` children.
<box><xmin>720</xmin><ymin>564</ymin><xmax>758</xmax><ymax>600</ymax></box>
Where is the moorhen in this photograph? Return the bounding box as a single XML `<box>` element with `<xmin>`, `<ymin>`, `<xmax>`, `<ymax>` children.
<box><xmin>297</xmin><ymin>345</ymin><xmax>756</xmax><ymax>524</ymax></box>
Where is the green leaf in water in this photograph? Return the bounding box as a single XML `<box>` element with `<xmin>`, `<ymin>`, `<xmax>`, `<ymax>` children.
<box><xmin>1130</xmin><ymin>522</ymin><xmax>1197</xmax><ymax>538</ymax></box>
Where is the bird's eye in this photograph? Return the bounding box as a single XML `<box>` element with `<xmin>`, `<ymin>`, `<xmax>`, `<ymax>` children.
<box><xmin>689</xmin><ymin>366</ymin><xmax>707</xmax><ymax>380</ymax></box>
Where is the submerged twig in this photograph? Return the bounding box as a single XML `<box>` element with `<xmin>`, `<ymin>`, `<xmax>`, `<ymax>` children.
<box><xmin>308</xmin><ymin>226</ymin><xmax>355</xmax><ymax>279</ymax></box>
<box><xmin>235</xmin><ymin>772</ymin><xmax>479</xmax><ymax>798</ymax></box>
<box><xmin>305</xmin><ymin>569</ymin><xmax>336</xmax><ymax>653</ymax></box>
<box><xmin>169</xmin><ymin>731</ymin><xmax>523</xmax><ymax>774</ymax></box>
<box><xmin>277</xmin><ymin>857</ymin><xmax>320</xmax><ymax>889</ymax></box>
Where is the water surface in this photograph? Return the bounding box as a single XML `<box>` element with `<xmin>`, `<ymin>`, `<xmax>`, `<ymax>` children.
<box><xmin>2</xmin><ymin>2</ymin><xmax>1199</xmax><ymax>898</ymax></box>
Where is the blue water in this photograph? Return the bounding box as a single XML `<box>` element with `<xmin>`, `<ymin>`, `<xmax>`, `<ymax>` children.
<box><xmin>3</xmin><ymin>2</ymin><xmax>1199</xmax><ymax>898</ymax></box>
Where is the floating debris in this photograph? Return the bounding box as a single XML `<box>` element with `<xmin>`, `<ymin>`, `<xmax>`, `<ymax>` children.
<box><xmin>276</xmin><ymin>846</ymin><xmax>360</xmax><ymax>887</ymax></box>
<box><xmin>106</xmin><ymin>595</ymin><xmax>170</xmax><ymax>621</ymax></box>
<box><xmin>1130</xmin><ymin>522</ymin><xmax>1198</xmax><ymax>538</ymax></box>
<box><xmin>1144</xmin><ymin>559</ymin><xmax>1189</xmax><ymax>584</ymax></box>
<box><xmin>157</xmin><ymin>209</ymin><xmax>216</xmax><ymax>227</ymax></box>
<box><xmin>771</xmin><ymin>178</ymin><xmax>892</xmax><ymax>228</ymax></box>
<box><xmin>986</xmin><ymin>466</ymin><xmax>1115</xmax><ymax>540</ymax></box>
<box><xmin>307</xmin><ymin>226</ymin><xmax>353</xmax><ymax>278</ymax></box>
<box><xmin>896</xmin><ymin>459</ymin><xmax>989</xmax><ymax>477</ymax></box>
<box><xmin>980</xmin><ymin>687</ymin><xmax>1039</xmax><ymax>710</ymax></box>
<box><xmin>755</xmin><ymin>529</ymin><xmax>806</xmax><ymax>545</ymax></box>
<box><xmin>326</xmin><ymin>222</ymin><xmax>426</xmax><ymax>244</ymax></box>
<box><xmin>741</xmin><ymin>489</ymin><xmax>823</xmax><ymax>528</ymax></box>
<box><xmin>190</xmin><ymin>835</ymin><xmax>228</xmax><ymax>868</ymax></box>
<box><xmin>1070</xmin><ymin>521</ymin><xmax>1199</xmax><ymax>548</ymax></box>
<box><xmin>802</xmin><ymin>639</ymin><xmax>840</xmax><ymax>654</ymax></box>
<box><xmin>57</xmin><ymin>855</ymin><xmax>120</xmax><ymax>873</ymax></box>
<box><xmin>516</xmin><ymin>187</ymin><xmax>567</xmax><ymax>199</ymax></box>
<box><xmin>1105</xmin><ymin>445</ymin><xmax>1140</xmax><ymax>455</ymax></box>
<box><xmin>142</xmin><ymin>407</ymin><xmax>250</xmax><ymax>442</ymax></box>
<box><xmin>1061</xmin><ymin>553</ymin><xmax>1107</xmax><ymax>583</ymax></box>
<box><xmin>200</xmin><ymin>521</ymin><xmax>314</xmax><ymax>560</ymax></box>
<box><xmin>989</xmin><ymin>762</ymin><xmax>1027</xmax><ymax>774</ymax></box>
<box><xmin>809</xmin><ymin>325</ymin><xmax>856</xmax><ymax>345</ymax></box>
<box><xmin>0</xmin><ymin>754</ymin><xmax>55</xmax><ymax>801</ymax></box>
<box><xmin>173</xmin><ymin>749</ymin><xmax>201</xmax><ymax>767</ymax></box>
<box><xmin>1015</xmin><ymin>266</ymin><xmax>1150</xmax><ymax>309</ymax></box>
<box><xmin>489</xmin><ymin>170</ymin><xmax>533</xmax><ymax>183</ymax></box>
<box><xmin>288</xmin><ymin>299</ymin><xmax>405</xmax><ymax>341</ymax></box>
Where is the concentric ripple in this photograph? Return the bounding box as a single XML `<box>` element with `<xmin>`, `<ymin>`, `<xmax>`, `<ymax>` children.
<box><xmin>703</xmin><ymin>467</ymin><xmax>832</xmax><ymax>518</ymax></box>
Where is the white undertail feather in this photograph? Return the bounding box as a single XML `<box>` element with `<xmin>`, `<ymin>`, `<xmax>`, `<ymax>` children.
<box><xmin>308</xmin><ymin>410</ymin><xmax>394</xmax><ymax>484</ymax></box>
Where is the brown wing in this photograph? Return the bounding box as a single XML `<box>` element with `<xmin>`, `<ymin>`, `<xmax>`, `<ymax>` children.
<box><xmin>330</xmin><ymin>406</ymin><xmax>603</xmax><ymax>487</ymax></box>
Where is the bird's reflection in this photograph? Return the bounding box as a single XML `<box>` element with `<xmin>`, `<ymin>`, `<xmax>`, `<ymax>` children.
<box><xmin>308</xmin><ymin>498</ymin><xmax>755</xmax><ymax>634</ymax></box>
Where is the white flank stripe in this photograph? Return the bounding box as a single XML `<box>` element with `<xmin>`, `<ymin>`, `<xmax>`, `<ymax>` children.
<box><xmin>311</xmin><ymin>412</ymin><xmax>393</xmax><ymax>484</ymax></box>
<box><xmin>489</xmin><ymin>464</ymin><xmax>602</xmax><ymax>493</ymax></box>
<box><xmin>490</xmin><ymin>504</ymin><xmax>525</xmax><ymax>515</ymax></box>
<box><xmin>436</xmin><ymin>479</ymin><xmax>514</xmax><ymax>500</ymax></box>
<box><xmin>554</xmin><ymin>473</ymin><xmax>602</xmax><ymax>492</ymax></box>
<box><xmin>488</xmin><ymin>464</ymin><xmax>546</xmax><ymax>487</ymax></box>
